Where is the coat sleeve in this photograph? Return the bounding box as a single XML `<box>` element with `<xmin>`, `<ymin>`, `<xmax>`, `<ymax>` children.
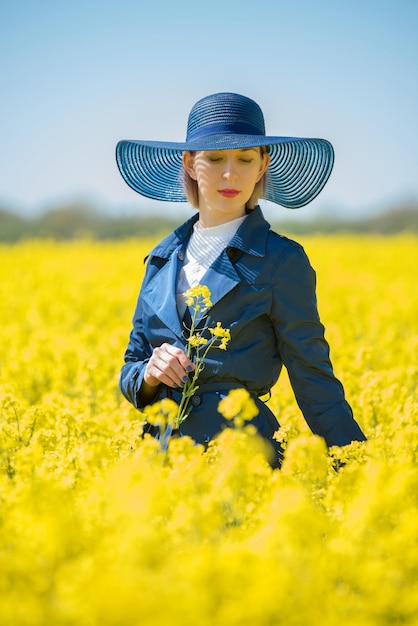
<box><xmin>119</xmin><ymin>256</ymin><xmax>164</xmax><ymax>411</ymax></box>
<box><xmin>271</xmin><ymin>243</ymin><xmax>366</xmax><ymax>447</ymax></box>
<box><xmin>119</xmin><ymin>292</ymin><xmax>153</xmax><ymax>410</ymax></box>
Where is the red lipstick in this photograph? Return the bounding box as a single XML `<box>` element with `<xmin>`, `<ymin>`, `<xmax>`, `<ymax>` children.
<box><xmin>218</xmin><ymin>189</ymin><xmax>240</xmax><ymax>198</ymax></box>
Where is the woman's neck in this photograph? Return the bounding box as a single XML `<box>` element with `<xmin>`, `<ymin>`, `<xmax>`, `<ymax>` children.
<box><xmin>198</xmin><ymin>209</ymin><xmax>247</xmax><ymax>229</ymax></box>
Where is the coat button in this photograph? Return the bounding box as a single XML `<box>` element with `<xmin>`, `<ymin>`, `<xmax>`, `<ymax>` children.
<box><xmin>191</xmin><ymin>395</ymin><xmax>201</xmax><ymax>407</ymax></box>
<box><xmin>178</xmin><ymin>250</ymin><xmax>185</xmax><ymax>261</ymax></box>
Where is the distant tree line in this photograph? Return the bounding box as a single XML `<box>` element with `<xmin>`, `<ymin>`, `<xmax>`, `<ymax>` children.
<box><xmin>0</xmin><ymin>200</ymin><xmax>417</xmax><ymax>242</ymax></box>
<box><xmin>0</xmin><ymin>203</ymin><xmax>180</xmax><ymax>242</ymax></box>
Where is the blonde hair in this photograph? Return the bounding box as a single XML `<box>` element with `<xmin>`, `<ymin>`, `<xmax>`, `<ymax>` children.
<box><xmin>182</xmin><ymin>147</ymin><xmax>269</xmax><ymax>210</ymax></box>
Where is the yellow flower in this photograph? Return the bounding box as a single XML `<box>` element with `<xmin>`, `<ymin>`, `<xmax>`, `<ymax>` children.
<box><xmin>187</xmin><ymin>334</ymin><xmax>208</xmax><ymax>348</ymax></box>
<box><xmin>208</xmin><ymin>324</ymin><xmax>231</xmax><ymax>351</ymax></box>
<box><xmin>143</xmin><ymin>398</ymin><xmax>178</xmax><ymax>427</ymax></box>
<box><xmin>218</xmin><ymin>389</ymin><xmax>259</xmax><ymax>426</ymax></box>
<box><xmin>183</xmin><ymin>285</ymin><xmax>212</xmax><ymax>311</ymax></box>
<box><xmin>209</xmin><ymin>322</ymin><xmax>229</xmax><ymax>338</ymax></box>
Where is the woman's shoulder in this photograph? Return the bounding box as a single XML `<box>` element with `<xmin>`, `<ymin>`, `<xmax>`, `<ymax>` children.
<box><xmin>263</xmin><ymin>230</ymin><xmax>315</xmax><ymax>285</ymax></box>
<box><xmin>244</xmin><ymin>206</ymin><xmax>307</xmax><ymax>262</ymax></box>
<box><xmin>266</xmin><ymin>228</ymin><xmax>307</xmax><ymax>260</ymax></box>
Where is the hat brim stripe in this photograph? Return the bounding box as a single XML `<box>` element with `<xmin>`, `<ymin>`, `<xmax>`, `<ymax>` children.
<box><xmin>266</xmin><ymin>140</ymin><xmax>334</xmax><ymax>207</ymax></box>
<box><xmin>116</xmin><ymin>136</ymin><xmax>334</xmax><ymax>209</ymax></box>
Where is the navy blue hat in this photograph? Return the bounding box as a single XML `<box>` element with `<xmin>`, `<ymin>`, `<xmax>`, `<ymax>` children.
<box><xmin>116</xmin><ymin>92</ymin><xmax>334</xmax><ymax>209</ymax></box>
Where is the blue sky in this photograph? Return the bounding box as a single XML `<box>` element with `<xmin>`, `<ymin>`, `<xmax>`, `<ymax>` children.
<box><xmin>1</xmin><ymin>0</ymin><xmax>417</xmax><ymax>220</ymax></box>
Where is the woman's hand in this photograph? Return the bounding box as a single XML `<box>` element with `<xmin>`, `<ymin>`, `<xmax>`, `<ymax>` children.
<box><xmin>143</xmin><ymin>343</ymin><xmax>195</xmax><ymax>390</ymax></box>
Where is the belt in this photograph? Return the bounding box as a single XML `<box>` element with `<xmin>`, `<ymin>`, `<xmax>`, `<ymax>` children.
<box><xmin>167</xmin><ymin>381</ymin><xmax>270</xmax><ymax>407</ymax></box>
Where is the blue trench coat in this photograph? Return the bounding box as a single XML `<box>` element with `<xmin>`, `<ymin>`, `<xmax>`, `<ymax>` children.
<box><xmin>120</xmin><ymin>207</ymin><xmax>366</xmax><ymax>466</ymax></box>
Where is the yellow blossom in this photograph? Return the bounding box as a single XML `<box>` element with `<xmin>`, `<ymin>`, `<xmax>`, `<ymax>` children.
<box><xmin>218</xmin><ymin>388</ymin><xmax>259</xmax><ymax>426</ymax></box>
<box><xmin>143</xmin><ymin>398</ymin><xmax>178</xmax><ymax>427</ymax></box>
<box><xmin>183</xmin><ymin>285</ymin><xmax>212</xmax><ymax>310</ymax></box>
<box><xmin>187</xmin><ymin>334</ymin><xmax>208</xmax><ymax>348</ymax></box>
<box><xmin>209</xmin><ymin>322</ymin><xmax>227</xmax><ymax>338</ymax></box>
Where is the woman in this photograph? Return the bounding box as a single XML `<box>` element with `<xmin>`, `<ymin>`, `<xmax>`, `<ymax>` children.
<box><xmin>116</xmin><ymin>92</ymin><xmax>366</xmax><ymax>467</ymax></box>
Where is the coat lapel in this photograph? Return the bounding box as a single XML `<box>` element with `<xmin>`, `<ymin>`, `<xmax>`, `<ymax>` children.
<box><xmin>194</xmin><ymin>250</ymin><xmax>241</xmax><ymax>325</ymax></box>
<box><xmin>141</xmin><ymin>244</ymin><xmax>241</xmax><ymax>334</ymax></box>
<box><xmin>140</xmin><ymin>213</ymin><xmax>199</xmax><ymax>341</ymax></box>
<box><xmin>141</xmin><ymin>244</ymin><xmax>185</xmax><ymax>340</ymax></box>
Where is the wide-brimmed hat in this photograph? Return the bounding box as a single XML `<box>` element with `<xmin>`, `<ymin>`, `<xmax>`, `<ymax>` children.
<box><xmin>116</xmin><ymin>92</ymin><xmax>334</xmax><ymax>209</ymax></box>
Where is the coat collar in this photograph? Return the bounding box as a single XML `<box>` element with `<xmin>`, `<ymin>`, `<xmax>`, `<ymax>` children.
<box><xmin>142</xmin><ymin>206</ymin><xmax>272</xmax><ymax>339</ymax></box>
<box><xmin>227</xmin><ymin>205</ymin><xmax>270</xmax><ymax>257</ymax></box>
<box><xmin>147</xmin><ymin>205</ymin><xmax>270</xmax><ymax>261</ymax></box>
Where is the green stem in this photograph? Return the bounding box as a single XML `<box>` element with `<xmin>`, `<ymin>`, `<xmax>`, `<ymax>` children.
<box><xmin>174</xmin><ymin>338</ymin><xmax>218</xmax><ymax>428</ymax></box>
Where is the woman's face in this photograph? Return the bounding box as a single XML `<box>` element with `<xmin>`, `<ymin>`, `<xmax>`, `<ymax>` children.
<box><xmin>182</xmin><ymin>148</ymin><xmax>269</xmax><ymax>227</ymax></box>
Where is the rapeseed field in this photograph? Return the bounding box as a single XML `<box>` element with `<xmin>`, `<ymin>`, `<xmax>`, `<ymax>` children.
<box><xmin>0</xmin><ymin>234</ymin><xmax>417</xmax><ymax>625</ymax></box>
